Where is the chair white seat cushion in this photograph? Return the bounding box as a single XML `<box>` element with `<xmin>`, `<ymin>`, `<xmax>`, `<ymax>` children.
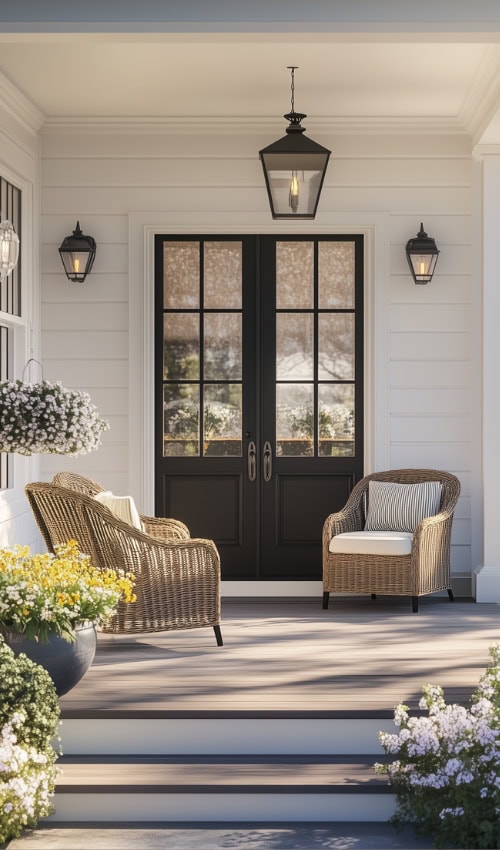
<box><xmin>329</xmin><ymin>530</ymin><xmax>413</xmax><ymax>556</ymax></box>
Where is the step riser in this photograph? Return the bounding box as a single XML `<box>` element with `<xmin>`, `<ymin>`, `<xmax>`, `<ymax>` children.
<box><xmin>47</xmin><ymin>793</ymin><xmax>396</xmax><ymax>823</ymax></box>
<box><xmin>60</xmin><ymin>718</ymin><xmax>394</xmax><ymax>755</ymax></box>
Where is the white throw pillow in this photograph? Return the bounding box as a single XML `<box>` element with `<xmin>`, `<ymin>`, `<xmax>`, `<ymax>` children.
<box><xmin>94</xmin><ymin>490</ymin><xmax>143</xmax><ymax>530</ymax></box>
<box><xmin>364</xmin><ymin>480</ymin><xmax>442</xmax><ymax>533</ymax></box>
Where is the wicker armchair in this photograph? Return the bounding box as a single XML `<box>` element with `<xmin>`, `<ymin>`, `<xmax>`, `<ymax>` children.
<box><xmin>25</xmin><ymin>479</ymin><xmax>222</xmax><ymax>645</ymax></box>
<box><xmin>322</xmin><ymin>469</ymin><xmax>461</xmax><ymax>613</ymax></box>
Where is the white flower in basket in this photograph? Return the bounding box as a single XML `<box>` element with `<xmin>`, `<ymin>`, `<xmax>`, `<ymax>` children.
<box><xmin>0</xmin><ymin>361</ymin><xmax>109</xmax><ymax>456</ymax></box>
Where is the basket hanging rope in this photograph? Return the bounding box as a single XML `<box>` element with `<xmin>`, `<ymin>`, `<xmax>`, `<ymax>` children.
<box><xmin>0</xmin><ymin>361</ymin><xmax>109</xmax><ymax>456</ymax></box>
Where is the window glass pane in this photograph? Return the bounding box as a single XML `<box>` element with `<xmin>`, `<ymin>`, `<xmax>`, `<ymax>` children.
<box><xmin>276</xmin><ymin>383</ymin><xmax>314</xmax><ymax>457</ymax></box>
<box><xmin>163</xmin><ymin>242</ymin><xmax>199</xmax><ymax>308</ymax></box>
<box><xmin>203</xmin><ymin>384</ymin><xmax>242</xmax><ymax>457</ymax></box>
<box><xmin>276</xmin><ymin>313</ymin><xmax>314</xmax><ymax>380</ymax></box>
<box><xmin>163</xmin><ymin>313</ymin><xmax>199</xmax><ymax>380</ymax></box>
<box><xmin>204</xmin><ymin>313</ymin><xmax>242</xmax><ymax>380</ymax></box>
<box><xmin>163</xmin><ymin>384</ymin><xmax>199</xmax><ymax>457</ymax></box>
<box><xmin>318</xmin><ymin>241</ymin><xmax>355</xmax><ymax>309</ymax></box>
<box><xmin>318</xmin><ymin>314</ymin><xmax>354</xmax><ymax>380</ymax></box>
<box><xmin>276</xmin><ymin>242</ymin><xmax>313</xmax><ymax>309</ymax></box>
<box><xmin>204</xmin><ymin>242</ymin><xmax>242</xmax><ymax>308</ymax></box>
<box><xmin>318</xmin><ymin>384</ymin><xmax>355</xmax><ymax>457</ymax></box>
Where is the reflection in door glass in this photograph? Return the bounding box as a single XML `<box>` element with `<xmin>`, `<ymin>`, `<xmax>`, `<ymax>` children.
<box><xmin>204</xmin><ymin>384</ymin><xmax>242</xmax><ymax>457</ymax></box>
<box><xmin>318</xmin><ymin>314</ymin><xmax>355</xmax><ymax>380</ymax></box>
<box><xmin>163</xmin><ymin>313</ymin><xmax>199</xmax><ymax>380</ymax></box>
<box><xmin>163</xmin><ymin>384</ymin><xmax>199</xmax><ymax>457</ymax></box>
<box><xmin>204</xmin><ymin>242</ymin><xmax>242</xmax><ymax>308</ymax></box>
<box><xmin>163</xmin><ymin>242</ymin><xmax>199</xmax><ymax>308</ymax></box>
<box><xmin>276</xmin><ymin>383</ymin><xmax>314</xmax><ymax>457</ymax></box>
<box><xmin>276</xmin><ymin>313</ymin><xmax>314</xmax><ymax>380</ymax></box>
<box><xmin>204</xmin><ymin>313</ymin><xmax>242</xmax><ymax>381</ymax></box>
<box><xmin>318</xmin><ymin>384</ymin><xmax>355</xmax><ymax>457</ymax></box>
<box><xmin>318</xmin><ymin>241</ymin><xmax>355</xmax><ymax>308</ymax></box>
<box><xmin>276</xmin><ymin>242</ymin><xmax>313</xmax><ymax>309</ymax></box>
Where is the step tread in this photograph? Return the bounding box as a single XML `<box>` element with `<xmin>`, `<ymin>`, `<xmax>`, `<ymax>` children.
<box><xmin>56</xmin><ymin>755</ymin><xmax>391</xmax><ymax>794</ymax></box>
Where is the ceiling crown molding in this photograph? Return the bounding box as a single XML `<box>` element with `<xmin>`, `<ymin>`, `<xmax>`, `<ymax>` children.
<box><xmin>0</xmin><ymin>68</ymin><xmax>45</xmax><ymax>137</ymax></box>
<box><xmin>459</xmin><ymin>45</ymin><xmax>500</xmax><ymax>145</ymax></box>
<box><xmin>41</xmin><ymin>114</ymin><xmax>468</xmax><ymax>137</ymax></box>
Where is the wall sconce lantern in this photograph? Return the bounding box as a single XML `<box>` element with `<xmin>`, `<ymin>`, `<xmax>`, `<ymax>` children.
<box><xmin>406</xmin><ymin>223</ymin><xmax>440</xmax><ymax>285</ymax></box>
<box><xmin>259</xmin><ymin>66</ymin><xmax>331</xmax><ymax>219</ymax></box>
<box><xmin>0</xmin><ymin>219</ymin><xmax>20</xmax><ymax>282</ymax></box>
<box><xmin>58</xmin><ymin>221</ymin><xmax>96</xmax><ymax>283</ymax></box>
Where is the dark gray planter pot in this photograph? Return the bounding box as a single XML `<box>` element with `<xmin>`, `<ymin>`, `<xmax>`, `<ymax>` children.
<box><xmin>5</xmin><ymin>622</ymin><xmax>97</xmax><ymax>696</ymax></box>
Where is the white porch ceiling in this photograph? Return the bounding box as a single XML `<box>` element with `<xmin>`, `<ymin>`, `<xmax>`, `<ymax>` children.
<box><xmin>1</xmin><ymin>22</ymin><xmax>500</xmax><ymax>141</ymax></box>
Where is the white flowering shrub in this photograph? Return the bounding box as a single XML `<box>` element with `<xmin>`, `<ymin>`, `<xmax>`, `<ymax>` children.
<box><xmin>375</xmin><ymin>644</ymin><xmax>500</xmax><ymax>849</ymax></box>
<box><xmin>0</xmin><ymin>378</ymin><xmax>109</xmax><ymax>456</ymax></box>
<box><xmin>0</xmin><ymin>638</ymin><xmax>60</xmax><ymax>843</ymax></box>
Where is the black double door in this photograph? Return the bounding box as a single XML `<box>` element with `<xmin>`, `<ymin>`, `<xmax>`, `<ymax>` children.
<box><xmin>155</xmin><ymin>234</ymin><xmax>364</xmax><ymax>580</ymax></box>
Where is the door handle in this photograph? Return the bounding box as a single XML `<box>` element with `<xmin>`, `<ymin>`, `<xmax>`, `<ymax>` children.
<box><xmin>248</xmin><ymin>441</ymin><xmax>256</xmax><ymax>482</ymax></box>
<box><xmin>263</xmin><ymin>441</ymin><xmax>272</xmax><ymax>482</ymax></box>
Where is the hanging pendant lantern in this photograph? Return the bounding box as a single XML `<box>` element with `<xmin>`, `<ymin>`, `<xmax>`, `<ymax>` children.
<box><xmin>59</xmin><ymin>221</ymin><xmax>96</xmax><ymax>283</ymax></box>
<box><xmin>259</xmin><ymin>66</ymin><xmax>331</xmax><ymax>220</ymax></box>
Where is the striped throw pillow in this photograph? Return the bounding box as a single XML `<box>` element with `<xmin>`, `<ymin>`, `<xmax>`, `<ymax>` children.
<box><xmin>364</xmin><ymin>480</ymin><xmax>442</xmax><ymax>533</ymax></box>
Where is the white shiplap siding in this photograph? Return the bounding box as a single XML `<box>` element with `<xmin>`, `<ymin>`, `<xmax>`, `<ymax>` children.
<box><xmin>40</xmin><ymin>127</ymin><xmax>477</xmax><ymax>592</ymax></box>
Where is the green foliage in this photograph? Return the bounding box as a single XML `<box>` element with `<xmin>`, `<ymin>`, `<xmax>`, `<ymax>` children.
<box><xmin>376</xmin><ymin>645</ymin><xmax>500</xmax><ymax>849</ymax></box>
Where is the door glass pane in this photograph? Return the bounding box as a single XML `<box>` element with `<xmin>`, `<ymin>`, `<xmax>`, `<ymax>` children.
<box><xmin>204</xmin><ymin>313</ymin><xmax>242</xmax><ymax>380</ymax></box>
<box><xmin>163</xmin><ymin>313</ymin><xmax>199</xmax><ymax>380</ymax></box>
<box><xmin>276</xmin><ymin>383</ymin><xmax>314</xmax><ymax>457</ymax></box>
<box><xmin>318</xmin><ymin>384</ymin><xmax>355</xmax><ymax>457</ymax></box>
<box><xmin>163</xmin><ymin>384</ymin><xmax>199</xmax><ymax>457</ymax></box>
<box><xmin>204</xmin><ymin>384</ymin><xmax>242</xmax><ymax>457</ymax></box>
<box><xmin>276</xmin><ymin>313</ymin><xmax>314</xmax><ymax>380</ymax></box>
<box><xmin>164</xmin><ymin>242</ymin><xmax>199</xmax><ymax>308</ymax></box>
<box><xmin>318</xmin><ymin>314</ymin><xmax>355</xmax><ymax>380</ymax></box>
<box><xmin>204</xmin><ymin>242</ymin><xmax>242</xmax><ymax>308</ymax></box>
<box><xmin>276</xmin><ymin>242</ymin><xmax>314</xmax><ymax>308</ymax></box>
<box><xmin>318</xmin><ymin>241</ymin><xmax>355</xmax><ymax>308</ymax></box>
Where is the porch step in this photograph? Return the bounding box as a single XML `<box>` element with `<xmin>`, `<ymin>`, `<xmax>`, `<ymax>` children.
<box><xmin>50</xmin><ymin>754</ymin><xmax>395</xmax><ymax>823</ymax></box>
<box><xmin>59</xmin><ymin>714</ymin><xmax>395</xmax><ymax>756</ymax></box>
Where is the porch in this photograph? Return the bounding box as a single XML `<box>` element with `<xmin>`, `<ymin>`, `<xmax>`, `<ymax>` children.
<box><xmin>46</xmin><ymin>597</ymin><xmax>499</xmax><ymax>827</ymax></box>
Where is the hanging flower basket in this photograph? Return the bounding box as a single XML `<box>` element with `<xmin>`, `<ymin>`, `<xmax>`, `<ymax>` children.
<box><xmin>0</xmin><ymin>372</ymin><xmax>109</xmax><ymax>456</ymax></box>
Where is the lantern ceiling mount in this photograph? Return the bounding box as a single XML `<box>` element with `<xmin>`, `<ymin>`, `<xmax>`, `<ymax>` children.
<box><xmin>259</xmin><ymin>66</ymin><xmax>331</xmax><ymax>220</ymax></box>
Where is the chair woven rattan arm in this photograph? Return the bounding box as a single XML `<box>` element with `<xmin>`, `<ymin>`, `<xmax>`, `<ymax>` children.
<box><xmin>88</xmin><ymin>512</ymin><xmax>222</xmax><ymax>641</ymax></box>
<box><xmin>141</xmin><ymin>515</ymin><xmax>190</xmax><ymax>541</ymax></box>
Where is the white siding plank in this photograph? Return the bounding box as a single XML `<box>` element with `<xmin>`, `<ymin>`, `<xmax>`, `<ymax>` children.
<box><xmin>390</xmin><ymin>304</ymin><xmax>471</xmax><ymax>332</ymax></box>
<box><xmin>42</xmin><ymin>302</ymin><xmax>128</xmax><ymax>331</ymax></box>
<box><xmin>390</xmin><ymin>388</ymin><xmax>471</xmax><ymax>415</ymax></box>
<box><xmin>390</xmin><ymin>443</ymin><xmax>471</xmax><ymax>469</ymax></box>
<box><xmin>390</xmin><ymin>332</ymin><xmax>471</xmax><ymax>360</ymax></box>
<box><xmin>390</xmin><ymin>415</ymin><xmax>471</xmax><ymax>442</ymax></box>
<box><xmin>41</xmin><ymin>330</ymin><xmax>128</xmax><ymax>359</ymax></box>
<box><xmin>389</xmin><ymin>360</ymin><xmax>472</xmax><ymax>387</ymax></box>
<box><xmin>42</xmin><ymin>273</ymin><xmax>128</xmax><ymax>303</ymax></box>
<box><xmin>43</xmin><ymin>359</ymin><xmax>128</xmax><ymax>387</ymax></box>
